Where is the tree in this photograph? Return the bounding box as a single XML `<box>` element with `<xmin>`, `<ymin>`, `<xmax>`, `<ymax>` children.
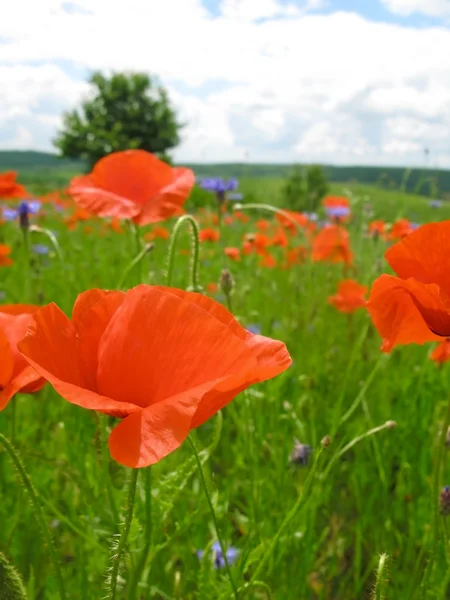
<box><xmin>282</xmin><ymin>164</ymin><xmax>329</xmax><ymax>212</ymax></box>
<box><xmin>54</xmin><ymin>71</ymin><xmax>181</xmax><ymax>168</ymax></box>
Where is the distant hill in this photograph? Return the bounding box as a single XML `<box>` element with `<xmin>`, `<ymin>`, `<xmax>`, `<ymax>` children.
<box><xmin>0</xmin><ymin>151</ymin><xmax>446</xmax><ymax>198</ymax></box>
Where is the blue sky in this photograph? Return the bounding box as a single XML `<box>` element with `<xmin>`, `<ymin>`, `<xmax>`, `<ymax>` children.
<box><xmin>1</xmin><ymin>0</ymin><xmax>450</xmax><ymax>166</ymax></box>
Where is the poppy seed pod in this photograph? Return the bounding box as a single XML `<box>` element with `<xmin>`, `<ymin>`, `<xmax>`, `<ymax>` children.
<box><xmin>220</xmin><ymin>269</ymin><xmax>234</xmax><ymax>297</ymax></box>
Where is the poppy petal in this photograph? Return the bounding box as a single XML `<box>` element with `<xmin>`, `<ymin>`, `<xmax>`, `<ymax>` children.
<box><xmin>73</xmin><ymin>290</ymin><xmax>125</xmax><ymax>389</ymax></box>
<box><xmin>70</xmin><ymin>175</ymin><xmax>141</xmax><ymax>219</ymax></box>
<box><xmin>19</xmin><ymin>303</ymin><xmax>139</xmax><ymax>416</ymax></box>
<box><xmin>386</xmin><ymin>220</ymin><xmax>450</xmax><ymax>298</ymax></box>
<box><xmin>0</xmin><ymin>329</ymin><xmax>14</xmax><ymax>388</ymax></box>
<box><xmin>367</xmin><ymin>274</ymin><xmax>445</xmax><ymax>351</ymax></box>
<box><xmin>133</xmin><ymin>167</ymin><xmax>194</xmax><ymax>226</ymax></box>
<box><xmin>0</xmin><ymin>304</ymin><xmax>40</xmax><ymax>316</ymax></box>
<box><xmin>0</xmin><ymin>366</ymin><xmax>43</xmax><ymax>411</ymax></box>
<box><xmin>97</xmin><ymin>286</ymin><xmax>258</xmax><ymax>408</ymax></box>
<box><xmin>108</xmin><ymin>386</ymin><xmax>205</xmax><ymax>468</ymax></box>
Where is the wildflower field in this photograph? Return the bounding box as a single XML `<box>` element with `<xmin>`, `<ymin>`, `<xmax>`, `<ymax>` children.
<box><xmin>2</xmin><ymin>153</ymin><xmax>450</xmax><ymax>600</ymax></box>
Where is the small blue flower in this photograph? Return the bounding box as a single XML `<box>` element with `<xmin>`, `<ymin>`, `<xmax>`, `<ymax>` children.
<box><xmin>197</xmin><ymin>542</ymin><xmax>239</xmax><ymax>569</ymax></box>
<box><xmin>429</xmin><ymin>199</ymin><xmax>443</xmax><ymax>208</ymax></box>
<box><xmin>247</xmin><ymin>324</ymin><xmax>261</xmax><ymax>335</ymax></box>
<box><xmin>305</xmin><ymin>212</ymin><xmax>318</xmax><ymax>221</ymax></box>
<box><xmin>227</xmin><ymin>192</ymin><xmax>244</xmax><ymax>202</ymax></box>
<box><xmin>3</xmin><ymin>200</ymin><xmax>41</xmax><ymax>223</ymax></box>
<box><xmin>31</xmin><ymin>244</ymin><xmax>50</xmax><ymax>255</ymax></box>
<box><xmin>325</xmin><ymin>205</ymin><xmax>350</xmax><ymax>219</ymax></box>
<box><xmin>198</xmin><ymin>177</ymin><xmax>239</xmax><ymax>194</ymax></box>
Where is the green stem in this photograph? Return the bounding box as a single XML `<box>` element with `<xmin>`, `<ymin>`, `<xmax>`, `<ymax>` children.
<box><xmin>0</xmin><ymin>434</ymin><xmax>67</xmax><ymax>600</ymax></box>
<box><xmin>249</xmin><ymin>447</ymin><xmax>325</xmax><ymax>584</ymax></box>
<box><xmin>127</xmin><ymin>468</ymin><xmax>152</xmax><ymax>600</ymax></box>
<box><xmin>423</xmin><ymin>395</ymin><xmax>450</xmax><ymax>590</ymax></box>
<box><xmin>188</xmin><ymin>435</ymin><xmax>239</xmax><ymax>599</ymax></box>
<box><xmin>21</xmin><ymin>227</ymin><xmax>31</xmax><ymax>302</ymax></box>
<box><xmin>29</xmin><ymin>226</ymin><xmax>65</xmax><ymax>266</ymax></box>
<box><xmin>166</xmin><ymin>215</ymin><xmax>201</xmax><ymax>291</ymax></box>
<box><xmin>108</xmin><ymin>469</ymin><xmax>139</xmax><ymax>600</ymax></box>
<box><xmin>117</xmin><ymin>243</ymin><xmax>154</xmax><ymax>288</ymax></box>
<box><xmin>232</xmin><ymin>203</ymin><xmax>306</xmax><ymax>239</ymax></box>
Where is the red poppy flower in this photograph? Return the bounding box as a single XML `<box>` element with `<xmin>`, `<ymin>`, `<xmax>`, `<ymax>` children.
<box><xmin>368</xmin><ymin>220</ymin><xmax>385</xmax><ymax>236</ymax></box>
<box><xmin>0</xmin><ymin>245</ymin><xmax>13</xmax><ymax>267</ymax></box>
<box><xmin>224</xmin><ymin>215</ymin><xmax>234</xmax><ymax>226</ymax></box>
<box><xmin>285</xmin><ymin>246</ymin><xmax>307</xmax><ymax>268</ymax></box>
<box><xmin>276</xmin><ymin>210</ymin><xmax>310</xmax><ymax>235</ymax></box>
<box><xmin>367</xmin><ymin>220</ymin><xmax>450</xmax><ymax>351</ymax></box>
<box><xmin>145</xmin><ymin>225</ymin><xmax>170</xmax><ymax>241</ymax></box>
<box><xmin>234</xmin><ymin>211</ymin><xmax>249</xmax><ymax>224</ymax></box>
<box><xmin>109</xmin><ymin>217</ymin><xmax>124</xmax><ymax>234</ymax></box>
<box><xmin>323</xmin><ymin>196</ymin><xmax>350</xmax><ymax>208</ymax></box>
<box><xmin>0</xmin><ymin>171</ymin><xmax>28</xmax><ymax>199</ymax></box>
<box><xmin>207</xmin><ymin>283</ymin><xmax>218</xmax><ymax>293</ymax></box>
<box><xmin>431</xmin><ymin>339</ymin><xmax>450</xmax><ymax>364</ymax></box>
<box><xmin>271</xmin><ymin>228</ymin><xmax>289</xmax><ymax>248</ymax></box>
<box><xmin>260</xmin><ymin>252</ymin><xmax>277</xmax><ymax>268</ymax></box>
<box><xmin>224</xmin><ymin>247</ymin><xmax>240</xmax><ymax>261</ymax></box>
<box><xmin>199</xmin><ymin>228</ymin><xmax>220</xmax><ymax>243</ymax></box>
<box><xmin>312</xmin><ymin>225</ymin><xmax>353</xmax><ymax>265</ymax></box>
<box><xmin>242</xmin><ymin>233</ymin><xmax>270</xmax><ymax>255</ymax></box>
<box><xmin>0</xmin><ymin>305</ymin><xmax>45</xmax><ymax>410</ymax></box>
<box><xmin>19</xmin><ymin>286</ymin><xmax>291</xmax><ymax>468</ymax></box>
<box><xmin>256</xmin><ymin>219</ymin><xmax>271</xmax><ymax>232</ymax></box>
<box><xmin>328</xmin><ymin>280</ymin><xmax>367</xmax><ymax>313</ymax></box>
<box><xmin>389</xmin><ymin>218</ymin><xmax>414</xmax><ymax>241</ymax></box>
<box><xmin>69</xmin><ymin>150</ymin><xmax>194</xmax><ymax>226</ymax></box>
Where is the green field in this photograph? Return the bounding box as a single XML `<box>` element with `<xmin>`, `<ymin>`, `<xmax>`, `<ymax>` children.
<box><xmin>1</xmin><ymin>169</ymin><xmax>450</xmax><ymax>599</ymax></box>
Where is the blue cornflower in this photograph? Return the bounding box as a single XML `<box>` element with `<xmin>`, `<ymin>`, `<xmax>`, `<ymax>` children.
<box><xmin>430</xmin><ymin>199</ymin><xmax>443</xmax><ymax>208</ymax></box>
<box><xmin>305</xmin><ymin>212</ymin><xmax>318</xmax><ymax>221</ymax></box>
<box><xmin>325</xmin><ymin>205</ymin><xmax>350</xmax><ymax>219</ymax></box>
<box><xmin>227</xmin><ymin>192</ymin><xmax>244</xmax><ymax>202</ymax></box>
<box><xmin>198</xmin><ymin>177</ymin><xmax>239</xmax><ymax>203</ymax></box>
<box><xmin>3</xmin><ymin>199</ymin><xmax>41</xmax><ymax>229</ymax></box>
<box><xmin>247</xmin><ymin>324</ymin><xmax>261</xmax><ymax>335</ymax></box>
<box><xmin>197</xmin><ymin>542</ymin><xmax>239</xmax><ymax>569</ymax></box>
<box><xmin>31</xmin><ymin>244</ymin><xmax>50</xmax><ymax>255</ymax></box>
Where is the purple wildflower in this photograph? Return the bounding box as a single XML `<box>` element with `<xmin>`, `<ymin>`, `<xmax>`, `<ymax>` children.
<box><xmin>197</xmin><ymin>542</ymin><xmax>239</xmax><ymax>569</ymax></box>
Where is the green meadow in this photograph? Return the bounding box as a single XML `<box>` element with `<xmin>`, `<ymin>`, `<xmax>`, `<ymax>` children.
<box><xmin>1</xmin><ymin>168</ymin><xmax>450</xmax><ymax>600</ymax></box>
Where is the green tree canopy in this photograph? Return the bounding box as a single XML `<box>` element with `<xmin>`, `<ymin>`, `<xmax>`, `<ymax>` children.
<box><xmin>54</xmin><ymin>71</ymin><xmax>181</xmax><ymax>169</ymax></box>
<box><xmin>282</xmin><ymin>164</ymin><xmax>329</xmax><ymax>212</ymax></box>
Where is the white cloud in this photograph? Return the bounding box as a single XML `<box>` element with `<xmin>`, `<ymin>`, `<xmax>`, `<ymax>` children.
<box><xmin>0</xmin><ymin>0</ymin><xmax>450</xmax><ymax>165</ymax></box>
<box><xmin>382</xmin><ymin>0</ymin><xmax>450</xmax><ymax>17</ymax></box>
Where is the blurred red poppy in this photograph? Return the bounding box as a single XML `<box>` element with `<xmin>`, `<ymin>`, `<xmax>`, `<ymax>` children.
<box><xmin>207</xmin><ymin>282</ymin><xmax>218</xmax><ymax>293</ymax></box>
<box><xmin>328</xmin><ymin>280</ymin><xmax>367</xmax><ymax>313</ymax></box>
<box><xmin>285</xmin><ymin>246</ymin><xmax>307</xmax><ymax>268</ymax></box>
<box><xmin>256</xmin><ymin>219</ymin><xmax>271</xmax><ymax>232</ymax></box>
<box><xmin>19</xmin><ymin>286</ymin><xmax>291</xmax><ymax>467</ymax></box>
<box><xmin>145</xmin><ymin>225</ymin><xmax>170</xmax><ymax>241</ymax></box>
<box><xmin>0</xmin><ymin>245</ymin><xmax>13</xmax><ymax>267</ymax></box>
<box><xmin>431</xmin><ymin>339</ymin><xmax>450</xmax><ymax>364</ymax></box>
<box><xmin>271</xmin><ymin>228</ymin><xmax>289</xmax><ymax>248</ymax></box>
<box><xmin>367</xmin><ymin>220</ymin><xmax>450</xmax><ymax>351</ymax></box>
<box><xmin>225</xmin><ymin>247</ymin><xmax>240</xmax><ymax>261</ymax></box>
<box><xmin>69</xmin><ymin>150</ymin><xmax>194</xmax><ymax>226</ymax></box>
<box><xmin>0</xmin><ymin>171</ymin><xmax>28</xmax><ymax>199</ymax></box>
<box><xmin>312</xmin><ymin>225</ymin><xmax>353</xmax><ymax>265</ymax></box>
<box><xmin>368</xmin><ymin>220</ymin><xmax>385</xmax><ymax>236</ymax></box>
<box><xmin>0</xmin><ymin>305</ymin><xmax>45</xmax><ymax>410</ymax></box>
<box><xmin>389</xmin><ymin>218</ymin><xmax>414</xmax><ymax>241</ymax></box>
<box><xmin>199</xmin><ymin>228</ymin><xmax>220</xmax><ymax>242</ymax></box>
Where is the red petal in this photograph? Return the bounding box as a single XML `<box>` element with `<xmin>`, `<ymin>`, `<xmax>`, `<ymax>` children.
<box><xmin>386</xmin><ymin>220</ymin><xmax>450</xmax><ymax>298</ymax></box>
<box><xmin>367</xmin><ymin>274</ymin><xmax>445</xmax><ymax>351</ymax></box>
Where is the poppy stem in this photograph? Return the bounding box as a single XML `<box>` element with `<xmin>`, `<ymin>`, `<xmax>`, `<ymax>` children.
<box><xmin>117</xmin><ymin>243</ymin><xmax>154</xmax><ymax>289</ymax></box>
<box><xmin>232</xmin><ymin>203</ymin><xmax>307</xmax><ymax>239</ymax></box>
<box><xmin>0</xmin><ymin>433</ymin><xmax>67</xmax><ymax>600</ymax></box>
<box><xmin>423</xmin><ymin>394</ymin><xmax>450</xmax><ymax>590</ymax></box>
<box><xmin>108</xmin><ymin>468</ymin><xmax>139</xmax><ymax>600</ymax></box>
<box><xmin>127</xmin><ymin>467</ymin><xmax>152</xmax><ymax>600</ymax></box>
<box><xmin>187</xmin><ymin>435</ymin><xmax>239</xmax><ymax>600</ymax></box>
<box><xmin>166</xmin><ymin>215</ymin><xmax>201</xmax><ymax>291</ymax></box>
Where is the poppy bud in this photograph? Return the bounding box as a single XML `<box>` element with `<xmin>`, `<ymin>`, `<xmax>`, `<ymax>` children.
<box><xmin>440</xmin><ymin>486</ymin><xmax>450</xmax><ymax>516</ymax></box>
<box><xmin>0</xmin><ymin>553</ymin><xmax>27</xmax><ymax>600</ymax></box>
<box><xmin>220</xmin><ymin>269</ymin><xmax>234</xmax><ymax>297</ymax></box>
<box><xmin>321</xmin><ymin>435</ymin><xmax>331</xmax><ymax>448</ymax></box>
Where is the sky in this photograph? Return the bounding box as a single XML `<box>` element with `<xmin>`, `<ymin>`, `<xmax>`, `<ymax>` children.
<box><xmin>1</xmin><ymin>0</ymin><xmax>450</xmax><ymax>166</ymax></box>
